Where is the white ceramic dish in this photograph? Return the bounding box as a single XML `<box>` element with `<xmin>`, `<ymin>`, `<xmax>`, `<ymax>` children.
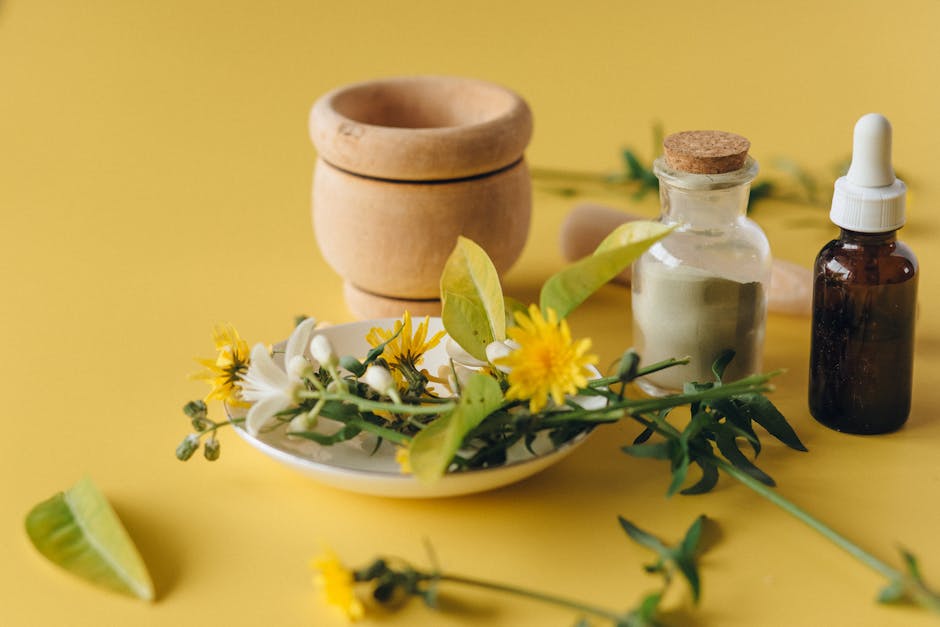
<box><xmin>233</xmin><ymin>317</ymin><xmax>597</xmax><ymax>498</ymax></box>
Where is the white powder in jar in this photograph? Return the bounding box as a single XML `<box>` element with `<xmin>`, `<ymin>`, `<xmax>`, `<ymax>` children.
<box><xmin>632</xmin><ymin>262</ymin><xmax>766</xmax><ymax>393</ymax></box>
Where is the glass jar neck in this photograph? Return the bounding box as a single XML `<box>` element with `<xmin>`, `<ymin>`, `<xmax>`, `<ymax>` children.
<box><xmin>653</xmin><ymin>156</ymin><xmax>758</xmax><ymax>228</ymax></box>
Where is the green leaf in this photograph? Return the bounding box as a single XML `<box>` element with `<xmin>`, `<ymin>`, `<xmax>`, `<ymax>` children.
<box><xmin>710</xmin><ymin>350</ymin><xmax>736</xmax><ymax>381</ymax></box>
<box><xmin>708</xmin><ymin>398</ymin><xmax>761</xmax><ymax>457</ymax></box>
<box><xmin>679</xmin><ymin>515</ymin><xmax>705</xmax><ymax>558</ymax></box>
<box><xmin>540</xmin><ymin>221</ymin><xmax>673</xmax><ymax>320</ymax></box>
<box><xmin>666</xmin><ymin>454</ymin><xmax>690</xmax><ymax>497</ymax></box>
<box><xmin>622</xmin><ymin>441</ymin><xmax>673</xmax><ymax>460</ymax></box>
<box><xmin>504</xmin><ymin>296</ymin><xmax>528</xmax><ymax>330</ymax></box>
<box><xmin>901</xmin><ymin>549</ymin><xmax>924</xmax><ymax>582</ymax></box>
<box><xmin>877</xmin><ymin>579</ymin><xmax>907</xmax><ymax>604</ymax></box>
<box><xmin>409</xmin><ymin>374</ymin><xmax>504</xmax><ymax>482</ymax></box>
<box><xmin>440</xmin><ymin>237</ymin><xmax>506</xmax><ymax>360</ymax></box>
<box><xmin>363</xmin><ymin>323</ymin><xmax>404</xmax><ymax>365</ymax></box>
<box><xmin>288</xmin><ymin>423</ymin><xmax>362</xmax><ymax>445</ymax></box>
<box><xmin>680</xmin><ymin>459</ymin><xmax>720</xmax><ymax>495</ymax></box>
<box><xmin>618</xmin><ymin>516</ymin><xmax>671</xmax><ymax>556</ymax></box>
<box><xmin>713</xmin><ymin>427</ymin><xmax>776</xmax><ymax>487</ymax></box>
<box><xmin>25</xmin><ymin>477</ymin><xmax>154</xmax><ymax>601</ymax></box>
<box><xmin>737</xmin><ymin>393</ymin><xmax>808</xmax><ymax>452</ymax></box>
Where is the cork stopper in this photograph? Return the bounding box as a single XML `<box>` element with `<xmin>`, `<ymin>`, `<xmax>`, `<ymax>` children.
<box><xmin>663</xmin><ymin>130</ymin><xmax>750</xmax><ymax>174</ymax></box>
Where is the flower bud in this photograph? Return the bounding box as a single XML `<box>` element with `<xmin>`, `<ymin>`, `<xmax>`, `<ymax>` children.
<box><xmin>364</xmin><ymin>365</ymin><xmax>395</xmax><ymax>396</ymax></box>
<box><xmin>310</xmin><ymin>334</ymin><xmax>338</xmax><ymax>368</ymax></box>
<box><xmin>183</xmin><ymin>400</ymin><xmax>208</xmax><ymax>421</ymax></box>
<box><xmin>287</xmin><ymin>355</ymin><xmax>310</xmax><ymax>379</ymax></box>
<box><xmin>289</xmin><ymin>411</ymin><xmax>318</xmax><ymax>433</ymax></box>
<box><xmin>175</xmin><ymin>434</ymin><xmax>200</xmax><ymax>461</ymax></box>
<box><xmin>203</xmin><ymin>437</ymin><xmax>221</xmax><ymax>461</ymax></box>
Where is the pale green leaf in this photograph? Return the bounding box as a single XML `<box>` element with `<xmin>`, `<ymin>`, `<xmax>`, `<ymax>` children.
<box><xmin>25</xmin><ymin>477</ymin><xmax>154</xmax><ymax>601</ymax></box>
<box><xmin>440</xmin><ymin>236</ymin><xmax>506</xmax><ymax>360</ymax></box>
<box><xmin>409</xmin><ymin>374</ymin><xmax>504</xmax><ymax>483</ymax></box>
<box><xmin>540</xmin><ymin>220</ymin><xmax>673</xmax><ymax>319</ymax></box>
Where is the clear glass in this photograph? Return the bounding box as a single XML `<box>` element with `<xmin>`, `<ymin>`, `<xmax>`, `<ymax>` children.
<box><xmin>632</xmin><ymin>156</ymin><xmax>771</xmax><ymax>395</ymax></box>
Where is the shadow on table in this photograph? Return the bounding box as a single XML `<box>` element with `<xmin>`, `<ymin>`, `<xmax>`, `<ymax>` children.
<box><xmin>112</xmin><ymin>499</ymin><xmax>182</xmax><ymax>601</ymax></box>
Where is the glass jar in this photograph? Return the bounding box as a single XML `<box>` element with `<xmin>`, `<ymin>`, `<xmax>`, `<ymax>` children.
<box><xmin>632</xmin><ymin>155</ymin><xmax>771</xmax><ymax>395</ymax></box>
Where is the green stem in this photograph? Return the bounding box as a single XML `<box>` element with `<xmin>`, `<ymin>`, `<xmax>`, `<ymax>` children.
<box><xmin>715</xmin><ymin>458</ymin><xmax>899</xmax><ymax>581</ymax></box>
<box><xmin>719</xmin><ymin>457</ymin><xmax>940</xmax><ymax>613</ymax></box>
<box><xmin>542</xmin><ymin>375</ymin><xmax>775</xmax><ymax>429</ymax></box>
<box><xmin>589</xmin><ymin>356</ymin><xmax>691</xmax><ymax>389</ymax></box>
<box><xmin>297</xmin><ymin>390</ymin><xmax>454</xmax><ymax>416</ymax></box>
<box><xmin>348</xmin><ymin>419</ymin><xmax>411</xmax><ymax>445</ymax></box>
<box><xmin>435</xmin><ymin>572</ymin><xmax>627</xmax><ymax>624</ymax></box>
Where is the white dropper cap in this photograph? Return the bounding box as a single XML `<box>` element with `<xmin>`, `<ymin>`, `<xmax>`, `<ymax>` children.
<box><xmin>830</xmin><ymin>113</ymin><xmax>907</xmax><ymax>233</ymax></box>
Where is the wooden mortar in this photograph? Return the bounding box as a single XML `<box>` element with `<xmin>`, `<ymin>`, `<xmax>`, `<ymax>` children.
<box><xmin>309</xmin><ymin>76</ymin><xmax>533</xmax><ymax>318</ymax></box>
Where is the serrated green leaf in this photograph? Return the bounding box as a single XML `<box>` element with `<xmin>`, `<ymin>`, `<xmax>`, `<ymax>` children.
<box><xmin>709</xmin><ymin>398</ymin><xmax>761</xmax><ymax>456</ymax></box>
<box><xmin>713</xmin><ymin>428</ymin><xmax>775</xmax><ymax>487</ymax></box>
<box><xmin>409</xmin><ymin>374</ymin><xmax>504</xmax><ymax>482</ymax></box>
<box><xmin>738</xmin><ymin>393</ymin><xmax>808</xmax><ymax>452</ymax></box>
<box><xmin>25</xmin><ymin>477</ymin><xmax>154</xmax><ymax>601</ymax></box>
<box><xmin>540</xmin><ymin>221</ymin><xmax>673</xmax><ymax>320</ymax></box>
<box><xmin>680</xmin><ymin>460</ymin><xmax>720</xmax><ymax>495</ymax></box>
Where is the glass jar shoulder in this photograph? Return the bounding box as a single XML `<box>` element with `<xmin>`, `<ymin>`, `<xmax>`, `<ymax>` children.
<box><xmin>814</xmin><ymin>237</ymin><xmax>917</xmax><ymax>285</ymax></box>
<box><xmin>640</xmin><ymin>217</ymin><xmax>771</xmax><ymax>283</ymax></box>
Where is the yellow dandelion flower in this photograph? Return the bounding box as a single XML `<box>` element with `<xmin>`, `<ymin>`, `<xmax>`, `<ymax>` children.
<box><xmin>192</xmin><ymin>323</ymin><xmax>251</xmax><ymax>406</ymax></box>
<box><xmin>395</xmin><ymin>447</ymin><xmax>412</xmax><ymax>474</ymax></box>
<box><xmin>311</xmin><ymin>549</ymin><xmax>365</xmax><ymax>621</ymax></box>
<box><xmin>496</xmin><ymin>305</ymin><xmax>598</xmax><ymax>413</ymax></box>
<box><xmin>366</xmin><ymin>311</ymin><xmax>445</xmax><ymax>388</ymax></box>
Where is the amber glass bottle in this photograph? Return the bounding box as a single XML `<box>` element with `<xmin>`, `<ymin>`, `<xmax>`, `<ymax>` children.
<box><xmin>808</xmin><ymin>113</ymin><xmax>917</xmax><ymax>435</ymax></box>
<box><xmin>808</xmin><ymin>230</ymin><xmax>917</xmax><ymax>433</ymax></box>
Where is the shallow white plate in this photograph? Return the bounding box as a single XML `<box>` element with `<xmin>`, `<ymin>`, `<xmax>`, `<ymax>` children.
<box><xmin>233</xmin><ymin>317</ymin><xmax>597</xmax><ymax>498</ymax></box>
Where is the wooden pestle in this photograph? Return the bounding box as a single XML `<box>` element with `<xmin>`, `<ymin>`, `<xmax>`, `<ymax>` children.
<box><xmin>559</xmin><ymin>203</ymin><xmax>813</xmax><ymax>316</ymax></box>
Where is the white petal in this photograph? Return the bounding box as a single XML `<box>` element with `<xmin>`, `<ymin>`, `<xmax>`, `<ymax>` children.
<box><xmin>445</xmin><ymin>337</ymin><xmax>487</xmax><ymax>367</ymax></box>
<box><xmin>245</xmin><ymin>395</ymin><xmax>291</xmax><ymax>436</ymax></box>
<box><xmin>485</xmin><ymin>340</ymin><xmax>513</xmax><ymax>363</ymax></box>
<box><xmin>240</xmin><ymin>343</ymin><xmax>289</xmax><ymax>401</ymax></box>
<box><xmin>285</xmin><ymin>317</ymin><xmax>318</xmax><ymax>364</ymax></box>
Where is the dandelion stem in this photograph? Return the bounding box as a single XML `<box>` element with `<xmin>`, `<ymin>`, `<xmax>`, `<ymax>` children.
<box><xmin>715</xmin><ymin>458</ymin><xmax>940</xmax><ymax>613</ymax></box>
<box><xmin>433</xmin><ymin>572</ymin><xmax>627</xmax><ymax>623</ymax></box>
<box><xmin>715</xmin><ymin>458</ymin><xmax>897</xmax><ymax>579</ymax></box>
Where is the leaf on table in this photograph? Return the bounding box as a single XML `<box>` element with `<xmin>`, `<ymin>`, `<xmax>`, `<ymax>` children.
<box><xmin>409</xmin><ymin>374</ymin><xmax>504</xmax><ymax>483</ymax></box>
<box><xmin>540</xmin><ymin>220</ymin><xmax>673</xmax><ymax>319</ymax></box>
<box><xmin>440</xmin><ymin>236</ymin><xmax>506</xmax><ymax>361</ymax></box>
<box><xmin>25</xmin><ymin>476</ymin><xmax>154</xmax><ymax>601</ymax></box>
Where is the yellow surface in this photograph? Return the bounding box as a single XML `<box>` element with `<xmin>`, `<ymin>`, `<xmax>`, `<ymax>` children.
<box><xmin>2</xmin><ymin>1</ymin><xmax>939</xmax><ymax>625</ymax></box>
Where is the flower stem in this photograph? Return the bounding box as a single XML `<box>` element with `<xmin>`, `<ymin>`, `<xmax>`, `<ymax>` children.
<box><xmin>714</xmin><ymin>458</ymin><xmax>899</xmax><ymax>580</ymax></box>
<box><xmin>715</xmin><ymin>457</ymin><xmax>940</xmax><ymax>613</ymax></box>
<box><xmin>297</xmin><ymin>390</ymin><xmax>455</xmax><ymax>416</ymax></box>
<box><xmin>434</xmin><ymin>572</ymin><xmax>626</xmax><ymax>623</ymax></box>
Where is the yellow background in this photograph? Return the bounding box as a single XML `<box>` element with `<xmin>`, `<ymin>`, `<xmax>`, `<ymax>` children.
<box><xmin>2</xmin><ymin>1</ymin><xmax>939</xmax><ymax>625</ymax></box>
